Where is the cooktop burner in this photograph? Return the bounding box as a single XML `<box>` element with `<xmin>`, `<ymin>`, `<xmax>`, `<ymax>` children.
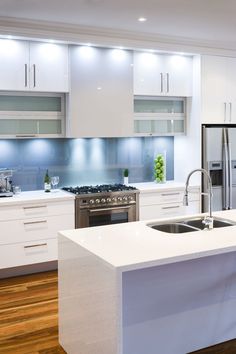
<box><xmin>62</xmin><ymin>183</ymin><xmax>137</xmax><ymax>195</ymax></box>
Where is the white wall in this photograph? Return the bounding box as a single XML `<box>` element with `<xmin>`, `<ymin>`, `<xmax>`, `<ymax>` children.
<box><xmin>174</xmin><ymin>55</ymin><xmax>201</xmax><ymax>185</ymax></box>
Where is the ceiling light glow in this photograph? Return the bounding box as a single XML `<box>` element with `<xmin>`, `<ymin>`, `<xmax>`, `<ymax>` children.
<box><xmin>138</xmin><ymin>17</ymin><xmax>147</xmax><ymax>22</ymax></box>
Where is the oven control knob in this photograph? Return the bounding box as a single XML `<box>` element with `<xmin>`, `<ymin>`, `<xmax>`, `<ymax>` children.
<box><xmin>107</xmin><ymin>198</ymin><xmax>112</xmax><ymax>203</ymax></box>
<box><xmin>101</xmin><ymin>198</ymin><xmax>106</xmax><ymax>203</ymax></box>
<box><xmin>89</xmin><ymin>199</ymin><xmax>95</xmax><ymax>204</ymax></box>
<box><xmin>118</xmin><ymin>197</ymin><xmax>123</xmax><ymax>202</ymax></box>
<box><xmin>123</xmin><ymin>196</ymin><xmax>128</xmax><ymax>202</ymax></box>
<box><xmin>128</xmin><ymin>196</ymin><xmax>134</xmax><ymax>202</ymax></box>
<box><xmin>112</xmin><ymin>197</ymin><xmax>117</xmax><ymax>202</ymax></box>
<box><xmin>95</xmin><ymin>199</ymin><xmax>100</xmax><ymax>204</ymax></box>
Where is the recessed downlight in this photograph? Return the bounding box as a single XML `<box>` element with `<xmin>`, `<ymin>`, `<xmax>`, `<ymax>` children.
<box><xmin>138</xmin><ymin>17</ymin><xmax>147</xmax><ymax>22</ymax></box>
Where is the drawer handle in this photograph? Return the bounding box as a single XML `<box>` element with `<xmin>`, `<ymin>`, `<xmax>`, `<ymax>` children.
<box><xmin>15</xmin><ymin>134</ymin><xmax>37</xmax><ymax>138</ymax></box>
<box><xmin>23</xmin><ymin>220</ymin><xmax>47</xmax><ymax>225</ymax></box>
<box><xmin>23</xmin><ymin>205</ymin><xmax>47</xmax><ymax>210</ymax></box>
<box><xmin>161</xmin><ymin>193</ymin><xmax>181</xmax><ymax>196</ymax></box>
<box><xmin>162</xmin><ymin>205</ymin><xmax>180</xmax><ymax>210</ymax></box>
<box><xmin>24</xmin><ymin>243</ymin><xmax>47</xmax><ymax>249</ymax></box>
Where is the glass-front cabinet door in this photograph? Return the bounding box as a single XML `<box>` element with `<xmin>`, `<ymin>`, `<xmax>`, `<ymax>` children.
<box><xmin>134</xmin><ymin>96</ymin><xmax>186</xmax><ymax>136</ymax></box>
<box><xmin>0</xmin><ymin>92</ymin><xmax>65</xmax><ymax>138</ymax></box>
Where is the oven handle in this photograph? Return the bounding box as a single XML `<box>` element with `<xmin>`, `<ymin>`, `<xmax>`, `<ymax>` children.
<box><xmin>89</xmin><ymin>206</ymin><xmax>132</xmax><ymax>213</ymax></box>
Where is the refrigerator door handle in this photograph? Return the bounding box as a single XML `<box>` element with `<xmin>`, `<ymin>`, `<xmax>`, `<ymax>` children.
<box><xmin>223</xmin><ymin>128</ymin><xmax>229</xmax><ymax>209</ymax></box>
<box><xmin>227</xmin><ymin>129</ymin><xmax>233</xmax><ymax>209</ymax></box>
<box><xmin>224</xmin><ymin>102</ymin><xmax>227</xmax><ymax>122</ymax></box>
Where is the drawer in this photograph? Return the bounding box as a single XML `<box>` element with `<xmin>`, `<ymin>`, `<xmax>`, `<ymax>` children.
<box><xmin>0</xmin><ymin>200</ymin><xmax>74</xmax><ymax>221</ymax></box>
<box><xmin>0</xmin><ymin>214</ymin><xmax>74</xmax><ymax>245</ymax></box>
<box><xmin>140</xmin><ymin>191</ymin><xmax>184</xmax><ymax>206</ymax></box>
<box><xmin>139</xmin><ymin>187</ymin><xmax>200</xmax><ymax>206</ymax></box>
<box><xmin>0</xmin><ymin>238</ymin><xmax>58</xmax><ymax>269</ymax></box>
<box><xmin>140</xmin><ymin>203</ymin><xmax>185</xmax><ymax>220</ymax></box>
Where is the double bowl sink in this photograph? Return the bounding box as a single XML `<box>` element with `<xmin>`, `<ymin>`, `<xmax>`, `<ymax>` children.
<box><xmin>148</xmin><ymin>216</ymin><xmax>236</xmax><ymax>234</ymax></box>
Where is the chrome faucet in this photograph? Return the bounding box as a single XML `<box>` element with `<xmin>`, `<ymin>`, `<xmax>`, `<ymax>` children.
<box><xmin>184</xmin><ymin>168</ymin><xmax>213</xmax><ymax>230</ymax></box>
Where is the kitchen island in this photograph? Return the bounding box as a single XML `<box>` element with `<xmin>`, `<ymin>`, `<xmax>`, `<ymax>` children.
<box><xmin>58</xmin><ymin>210</ymin><xmax>236</xmax><ymax>354</ymax></box>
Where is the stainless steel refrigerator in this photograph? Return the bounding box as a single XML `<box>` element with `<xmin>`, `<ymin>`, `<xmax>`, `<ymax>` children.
<box><xmin>202</xmin><ymin>125</ymin><xmax>236</xmax><ymax>212</ymax></box>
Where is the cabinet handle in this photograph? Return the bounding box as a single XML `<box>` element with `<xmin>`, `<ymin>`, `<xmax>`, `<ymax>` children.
<box><xmin>89</xmin><ymin>206</ymin><xmax>131</xmax><ymax>213</ymax></box>
<box><xmin>15</xmin><ymin>134</ymin><xmax>37</xmax><ymax>138</ymax></box>
<box><xmin>23</xmin><ymin>220</ymin><xmax>47</xmax><ymax>225</ymax></box>
<box><xmin>24</xmin><ymin>243</ymin><xmax>47</xmax><ymax>249</ymax></box>
<box><xmin>161</xmin><ymin>205</ymin><xmax>180</xmax><ymax>210</ymax></box>
<box><xmin>23</xmin><ymin>205</ymin><xmax>47</xmax><ymax>210</ymax></box>
<box><xmin>166</xmin><ymin>73</ymin><xmax>170</xmax><ymax>93</ymax></box>
<box><xmin>224</xmin><ymin>102</ymin><xmax>227</xmax><ymax>122</ymax></box>
<box><xmin>229</xmin><ymin>102</ymin><xmax>232</xmax><ymax>122</ymax></box>
<box><xmin>33</xmin><ymin>64</ymin><xmax>36</xmax><ymax>87</ymax></box>
<box><xmin>24</xmin><ymin>64</ymin><xmax>28</xmax><ymax>87</ymax></box>
<box><xmin>161</xmin><ymin>193</ymin><xmax>180</xmax><ymax>197</ymax></box>
<box><xmin>160</xmin><ymin>73</ymin><xmax>163</xmax><ymax>93</ymax></box>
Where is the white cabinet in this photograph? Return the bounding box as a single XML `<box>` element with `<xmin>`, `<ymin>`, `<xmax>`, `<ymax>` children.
<box><xmin>0</xmin><ymin>92</ymin><xmax>65</xmax><ymax>138</ymax></box>
<box><xmin>134</xmin><ymin>96</ymin><xmax>186</xmax><ymax>136</ymax></box>
<box><xmin>0</xmin><ymin>40</ymin><xmax>29</xmax><ymax>91</ymax></box>
<box><xmin>133</xmin><ymin>52</ymin><xmax>193</xmax><ymax>97</ymax></box>
<box><xmin>0</xmin><ymin>39</ymin><xmax>69</xmax><ymax>92</ymax></box>
<box><xmin>0</xmin><ymin>198</ymin><xmax>74</xmax><ymax>269</ymax></box>
<box><xmin>201</xmin><ymin>55</ymin><xmax>236</xmax><ymax>124</ymax></box>
<box><xmin>68</xmin><ymin>46</ymin><xmax>133</xmax><ymax>137</ymax></box>
<box><xmin>139</xmin><ymin>187</ymin><xmax>200</xmax><ymax>221</ymax></box>
<box><xmin>29</xmin><ymin>42</ymin><xmax>69</xmax><ymax>92</ymax></box>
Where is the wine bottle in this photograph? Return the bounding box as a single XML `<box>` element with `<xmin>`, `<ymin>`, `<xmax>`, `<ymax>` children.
<box><xmin>44</xmin><ymin>169</ymin><xmax>51</xmax><ymax>192</ymax></box>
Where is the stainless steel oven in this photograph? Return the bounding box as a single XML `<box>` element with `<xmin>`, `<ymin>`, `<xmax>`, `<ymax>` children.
<box><xmin>76</xmin><ymin>195</ymin><xmax>138</xmax><ymax>228</ymax></box>
<box><xmin>62</xmin><ymin>184</ymin><xmax>139</xmax><ymax>228</ymax></box>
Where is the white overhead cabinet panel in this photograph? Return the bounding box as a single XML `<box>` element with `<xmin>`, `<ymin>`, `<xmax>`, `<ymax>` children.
<box><xmin>0</xmin><ymin>39</ymin><xmax>69</xmax><ymax>92</ymax></box>
<box><xmin>68</xmin><ymin>46</ymin><xmax>133</xmax><ymax>137</ymax></box>
<box><xmin>133</xmin><ymin>52</ymin><xmax>193</xmax><ymax>97</ymax></box>
<box><xmin>0</xmin><ymin>39</ymin><xmax>29</xmax><ymax>91</ymax></box>
<box><xmin>201</xmin><ymin>55</ymin><xmax>236</xmax><ymax>124</ymax></box>
<box><xmin>29</xmin><ymin>42</ymin><xmax>69</xmax><ymax>92</ymax></box>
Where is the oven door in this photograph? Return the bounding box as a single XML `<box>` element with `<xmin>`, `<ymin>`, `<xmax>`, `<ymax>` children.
<box><xmin>76</xmin><ymin>204</ymin><xmax>137</xmax><ymax>228</ymax></box>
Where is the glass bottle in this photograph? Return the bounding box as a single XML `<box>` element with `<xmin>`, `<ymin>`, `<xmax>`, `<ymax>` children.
<box><xmin>44</xmin><ymin>169</ymin><xmax>51</xmax><ymax>192</ymax></box>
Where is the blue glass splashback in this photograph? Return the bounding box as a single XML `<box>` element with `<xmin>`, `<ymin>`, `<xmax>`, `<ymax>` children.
<box><xmin>0</xmin><ymin>137</ymin><xmax>174</xmax><ymax>191</ymax></box>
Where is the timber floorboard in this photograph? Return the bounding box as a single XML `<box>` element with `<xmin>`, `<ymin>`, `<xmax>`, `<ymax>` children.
<box><xmin>0</xmin><ymin>270</ymin><xmax>236</xmax><ymax>354</ymax></box>
<box><xmin>0</xmin><ymin>270</ymin><xmax>65</xmax><ymax>354</ymax></box>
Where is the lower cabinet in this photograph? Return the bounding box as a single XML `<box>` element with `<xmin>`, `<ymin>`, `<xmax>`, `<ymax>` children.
<box><xmin>0</xmin><ymin>198</ymin><xmax>74</xmax><ymax>269</ymax></box>
<box><xmin>0</xmin><ymin>239</ymin><xmax>58</xmax><ymax>269</ymax></box>
<box><xmin>139</xmin><ymin>187</ymin><xmax>200</xmax><ymax>221</ymax></box>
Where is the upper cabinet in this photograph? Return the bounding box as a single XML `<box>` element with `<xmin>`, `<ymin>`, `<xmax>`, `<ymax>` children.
<box><xmin>0</xmin><ymin>39</ymin><xmax>69</xmax><ymax>93</ymax></box>
<box><xmin>28</xmin><ymin>42</ymin><xmax>69</xmax><ymax>92</ymax></box>
<box><xmin>201</xmin><ymin>55</ymin><xmax>236</xmax><ymax>124</ymax></box>
<box><xmin>68</xmin><ymin>46</ymin><xmax>133</xmax><ymax>137</ymax></box>
<box><xmin>133</xmin><ymin>52</ymin><xmax>193</xmax><ymax>97</ymax></box>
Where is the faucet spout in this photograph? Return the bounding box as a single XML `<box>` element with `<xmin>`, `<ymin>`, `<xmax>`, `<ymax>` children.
<box><xmin>184</xmin><ymin>168</ymin><xmax>213</xmax><ymax>229</ymax></box>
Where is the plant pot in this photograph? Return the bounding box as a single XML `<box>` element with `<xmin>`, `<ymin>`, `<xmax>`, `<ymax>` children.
<box><xmin>123</xmin><ymin>176</ymin><xmax>129</xmax><ymax>185</ymax></box>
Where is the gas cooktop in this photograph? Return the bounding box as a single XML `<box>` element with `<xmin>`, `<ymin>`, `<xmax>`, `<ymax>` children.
<box><xmin>62</xmin><ymin>184</ymin><xmax>137</xmax><ymax>195</ymax></box>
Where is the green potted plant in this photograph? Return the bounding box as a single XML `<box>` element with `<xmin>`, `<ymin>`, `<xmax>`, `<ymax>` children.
<box><xmin>123</xmin><ymin>168</ymin><xmax>129</xmax><ymax>185</ymax></box>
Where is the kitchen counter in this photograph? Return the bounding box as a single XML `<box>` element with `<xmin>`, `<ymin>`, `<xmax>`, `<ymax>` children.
<box><xmin>59</xmin><ymin>209</ymin><xmax>236</xmax><ymax>272</ymax></box>
<box><xmin>59</xmin><ymin>210</ymin><xmax>236</xmax><ymax>354</ymax></box>
<box><xmin>0</xmin><ymin>189</ymin><xmax>74</xmax><ymax>206</ymax></box>
<box><xmin>130</xmin><ymin>180</ymin><xmax>200</xmax><ymax>193</ymax></box>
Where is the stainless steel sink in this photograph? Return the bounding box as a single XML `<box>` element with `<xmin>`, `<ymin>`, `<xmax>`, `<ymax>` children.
<box><xmin>150</xmin><ymin>223</ymin><xmax>199</xmax><ymax>233</ymax></box>
<box><xmin>185</xmin><ymin>217</ymin><xmax>235</xmax><ymax>230</ymax></box>
<box><xmin>148</xmin><ymin>216</ymin><xmax>236</xmax><ymax>234</ymax></box>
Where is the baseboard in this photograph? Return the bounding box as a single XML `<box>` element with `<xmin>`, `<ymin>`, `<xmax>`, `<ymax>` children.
<box><xmin>0</xmin><ymin>261</ymin><xmax>58</xmax><ymax>279</ymax></box>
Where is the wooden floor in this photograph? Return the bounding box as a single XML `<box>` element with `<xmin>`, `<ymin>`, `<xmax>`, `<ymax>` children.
<box><xmin>1</xmin><ymin>270</ymin><xmax>236</xmax><ymax>354</ymax></box>
<box><xmin>0</xmin><ymin>270</ymin><xmax>65</xmax><ymax>354</ymax></box>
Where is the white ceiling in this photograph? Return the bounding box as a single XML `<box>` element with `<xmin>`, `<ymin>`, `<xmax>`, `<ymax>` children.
<box><xmin>0</xmin><ymin>0</ymin><xmax>236</xmax><ymax>50</ymax></box>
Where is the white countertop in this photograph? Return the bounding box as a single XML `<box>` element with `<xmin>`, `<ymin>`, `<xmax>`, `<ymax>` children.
<box><xmin>59</xmin><ymin>209</ymin><xmax>236</xmax><ymax>272</ymax></box>
<box><xmin>0</xmin><ymin>189</ymin><xmax>74</xmax><ymax>206</ymax></box>
<box><xmin>131</xmin><ymin>181</ymin><xmax>200</xmax><ymax>193</ymax></box>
